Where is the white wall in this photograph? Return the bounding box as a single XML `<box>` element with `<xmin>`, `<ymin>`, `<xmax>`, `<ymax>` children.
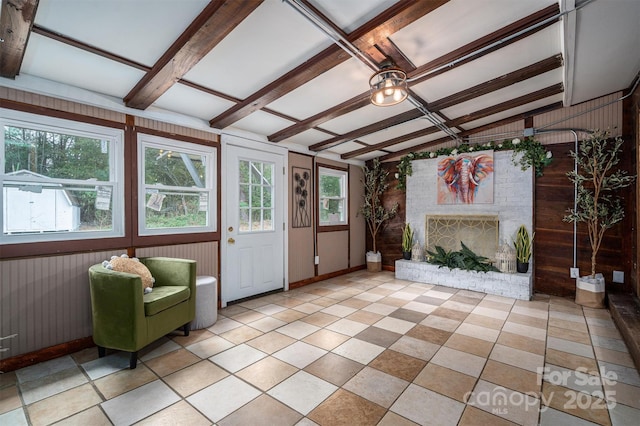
<box><xmin>405</xmin><ymin>151</ymin><xmax>533</xmax><ymax>249</ymax></box>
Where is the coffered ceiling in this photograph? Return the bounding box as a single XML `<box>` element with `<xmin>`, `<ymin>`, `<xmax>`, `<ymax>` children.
<box><xmin>1</xmin><ymin>0</ymin><xmax>639</xmax><ymax>162</ymax></box>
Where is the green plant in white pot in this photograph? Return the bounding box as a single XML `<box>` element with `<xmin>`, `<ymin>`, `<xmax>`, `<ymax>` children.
<box><xmin>359</xmin><ymin>159</ymin><xmax>398</xmax><ymax>272</ymax></box>
<box><xmin>563</xmin><ymin>130</ymin><xmax>635</xmax><ymax>308</ymax></box>
<box><xmin>402</xmin><ymin>223</ymin><xmax>414</xmax><ymax>260</ymax></box>
<box><xmin>513</xmin><ymin>225</ymin><xmax>533</xmax><ymax>273</ymax></box>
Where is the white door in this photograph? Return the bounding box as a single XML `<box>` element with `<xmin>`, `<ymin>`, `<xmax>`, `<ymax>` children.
<box><xmin>222</xmin><ymin>139</ymin><xmax>287</xmax><ymax>305</ymax></box>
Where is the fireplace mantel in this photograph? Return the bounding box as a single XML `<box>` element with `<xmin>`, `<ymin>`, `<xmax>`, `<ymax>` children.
<box><xmin>395</xmin><ymin>260</ymin><xmax>532</xmax><ymax>300</ymax></box>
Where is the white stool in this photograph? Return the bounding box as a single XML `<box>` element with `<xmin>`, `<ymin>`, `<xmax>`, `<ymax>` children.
<box><xmin>192</xmin><ymin>276</ymin><xmax>217</xmax><ymax>330</ymax></box>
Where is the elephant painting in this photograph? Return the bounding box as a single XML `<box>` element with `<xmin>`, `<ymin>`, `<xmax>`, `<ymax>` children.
<box><xmin>437</xmin><ymin>152</ymin><xmax>494</xmax><ymax>204</ymax></box>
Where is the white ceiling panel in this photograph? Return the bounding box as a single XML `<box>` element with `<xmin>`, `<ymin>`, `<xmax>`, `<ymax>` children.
<box><xmin>267</xmin><ymin>58</ymin><xmax>371</xmax><ymax>120</ymax></box>
<box><xmin>570</xmin><ymin>0</ymin><xmax>640</xmax><ymax>104</ymax></box>
<box><xmin>354</xmin><ymin>151</ymin><xmax>387</xmax><ymax>161</ymax></box>
<box><xmin>35</xmin><ymin>0</ymin><xmax>209</xmax><ymax>66</ymax></box>
<box><xmin>184</xmin><ymin>0</ymin><xmax>331</xmax><ymax>99</ymax></box>
<box><xmin>21</xmin><ymin>34</ymin><xmax>145</xmax><ymax>98</ymax></box>
<box><xmin>386</xmin><ymin>131</ymin><xmax>453</xmax><ymax>153</ymax></box>
<box><xmin>460</xmin><ymin>94</ymin><xmax>564</xmax><ymax>131</ymax></box>
<box><xmin>357</xmin><ymin>117</ymin><xmax>435</xmax><ymax>145</ymax></box>
<box><xmin>391</xmin><ymin>0</ymin><xmax>556</xmax><ymax>67</ymax></box>
<box><xmin>326</xmin><ymin>141</ymin><xmax>368</xmax><ymax>155</ymax></box>
<box><xmin>229</xmin><ymin>110</ymin><xmax>295</xmax><ymax>137</ymax></box>
<box><xmin>152</xmin><ymin>84</ymin><xmax>235</xmax><ymax>122</ymax></box>
<box><xmin>279</xmin><ymin>128</ymin><xmax>333</xmax><ymax>148</ymax></box>
<box><xmin>319</xmin><ymin>102</ymin><xmax>414</xmax><ymax>134</ymax></box>
<box><xmin>441</xmin><ymin>69</ymin><xmax>563</xmax><ymax>119</ymax></box>
<box><xmin>311</xmin><ymin>0</ymin><xmax>400</xmax><ymax>33</ymax></box>
<box><xmin>411</xmin><ymin>24</ymin><xmax>562</xmax><ymax>103</ymax></box>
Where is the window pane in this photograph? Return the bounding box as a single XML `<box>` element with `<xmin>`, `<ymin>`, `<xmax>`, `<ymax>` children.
<box><xmin>250</xmin><ymin>161</ymin><xmax>262</xmax><ymax>184</ymax></box>
<box><xmin>320</xmin><ymin>175</ymin><xmax>341</xmax><ymax>197</ymax></box>
<box><xmin>263</xmin><ymin>208</ymin><xmax>273</xmax><ymax>231</ymax></box>
<box><xmin>239</xmin><ymin>208</ymin><xmax>249</xmax><ymax>231</ymax></box>
<box><xmin>251</xmin><ymin>184</ymin><xmax>262</xmax><ymax>208</ymax></box>
<box><xmin>4</xmin><ymin>125</ymin><xmax>110</xmax><ymax>180</ymax></box>
<box><xmin>144</xmin><ymin>192</ymin><xmax>206</xmax><ymax>229</ymax></box>
<box><xmin>239</xmin><ymin>184</ymin><xmax>249</xmax><ymax>208</ymax></box>
<box><xmin>263</xmin><ymin>186</ymin><xmax>272</xmax><ymax>208</ymax></box>
<box><xmin>144</xmin><ymin>147</ymin><xmax>205</xmax><ymax>187</ymax></box>
<box><xmin>263</xmin><ymin>163</ymin><xmax>273</xmax><ymax>185</ymax></box>
<box><xmin>251</xmin><ymin>209</ymin><xmax>262</xmax><ymax>231</ymax></box>
<box><xmin>3</xmin><ymin>181</ymin><xmax>113</xmax><ymax>234</ymax></box>
<box><xmin>239</xmin><ymin>160</ymin><xmax>250</xmax><ymax>184</ymax></box>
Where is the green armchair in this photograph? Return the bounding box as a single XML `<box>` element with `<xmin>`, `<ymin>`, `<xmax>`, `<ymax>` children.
<box><xmin>88</xmin><ymin>257</ymin><xmax>197</xmax><ymax>369</ymax></box>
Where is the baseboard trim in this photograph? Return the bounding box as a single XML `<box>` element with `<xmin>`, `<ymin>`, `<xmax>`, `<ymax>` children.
<box><xmin>0</xmin><ymin>337</ymin><xmax>95</xmax><ymax>373</ymax></box>
<box><xmin>289</xmin><ymin>265</ymin><xmax>366</xmax><ymax>289</ymax></box>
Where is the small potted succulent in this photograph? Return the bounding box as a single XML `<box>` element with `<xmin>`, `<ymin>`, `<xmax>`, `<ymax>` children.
<box><xmin>513</xmin><ymin>225</ymin><xmax>533</xmax><ymax>273</ymax></box>
<box><xmin>401</xmin><ymin>223</ymin><xmax>414</xmax><ymax>260</ymax></box>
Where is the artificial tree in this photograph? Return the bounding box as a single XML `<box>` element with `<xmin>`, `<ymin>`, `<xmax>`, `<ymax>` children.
<box><xmin>563</xmin><ymin>130</ymin><xmax>635</xmax><ymax>306</ymax></box>
<box><xmin>359</xmin><ymin>159</ymin><xmax>398</xmax><ymax>271</ymax></box>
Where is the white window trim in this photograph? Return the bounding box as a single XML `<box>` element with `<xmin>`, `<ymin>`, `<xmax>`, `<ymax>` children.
<box><xmin>318</xmin><ymin>166</ymin><xmax>348</xmax><ymax>226</ymax></box>
<box><xmin>137</xmin><ymin>133</ymin><xmax>217</xmax><ymax>236</ymax></box>
<box><xmin>0</xmin><ymin>108</ymin><xmax>125</xmax><ymax>244</ymax></box>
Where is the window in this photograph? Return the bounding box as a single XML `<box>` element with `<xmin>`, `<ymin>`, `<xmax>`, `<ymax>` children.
<box><xmin>0</xmin><ymin>109</ymin><xmax>124</xmax><ymax>244</ymax></box>
<box><xmin>138</xmin><ymin>134</ymin><xmax>216</xmax><ymax>236</ymax></box>
<box><xmin>239</xmin><ymin>159</ymin><xmax>274</xmax><ymax>232</ymax></box>
<box><xmin>318</xmin><ymin>166</ymin><xmax>348</xmax><ymax>226</ymax></box>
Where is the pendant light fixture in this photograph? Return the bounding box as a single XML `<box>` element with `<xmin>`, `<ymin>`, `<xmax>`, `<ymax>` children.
<box><xmin>369</xmin><ymin>60</ymin><xmax>408</xmax><ymax>107</ymax></box>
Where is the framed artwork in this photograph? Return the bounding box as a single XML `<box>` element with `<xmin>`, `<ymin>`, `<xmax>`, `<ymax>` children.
<box><xmin>292</xmin><ymin>167</ymin><xmax>311</xmax><ymax>227</ymax></box>
<box><xmin>437</xmin><ymin>151</ymin><xmax>494</xmax><ymax>204</ymax></box>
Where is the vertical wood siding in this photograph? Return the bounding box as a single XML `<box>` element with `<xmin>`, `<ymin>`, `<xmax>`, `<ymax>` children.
<box><xmin>136</xmin><ymin>242</ymin><xmax>218</xmax><ymax>278</ymax></box>
<box><xmin>134</xmin><ymin>117</ymin><xmax>219</xmax><ymax>142</ymax></box>
<box><xmin>0</xmin><ymin>87</ymin><xmax>126</xmax><ymax>123</ymax></box>
<box><xmin>534</xmin><ymin>92</ymin><xmax>623</xmax><ymax>144</ymax></box>
<box><xmin>0</xmin><ymin>243</ymin><xmax>219</xmax><ymax>360</ymax></box>
<box><xmin>0</xmin><ymin>250</ymin><xmax>125</xmax><ymax>361</ymax></box>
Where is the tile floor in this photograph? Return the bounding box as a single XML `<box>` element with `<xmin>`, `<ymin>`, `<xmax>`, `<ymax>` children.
<box><xmin>1</xmin><ymin>270</ymin><xmax>639</xmax><ymax>425</ymax></box>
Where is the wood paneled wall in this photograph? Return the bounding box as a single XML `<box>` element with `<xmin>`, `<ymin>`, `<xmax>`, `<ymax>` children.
<box><xmin>136</xmin><ymin>242</ymin><xmax>218</xmax><ymax>278</ymax></box>
<box><xmin>0</xmin><ymin>250</ymin><xmax>125</xmax><ymax>361</ymax></box>
<box><xmin>369</xmin><ymin>161</ymin><xmax>405</xmax><ymax>267</ymax></box>
<box><xmin>534</xmin><ymin>140</ymin><xmax>634</xmax><ymax>295</ymax></box>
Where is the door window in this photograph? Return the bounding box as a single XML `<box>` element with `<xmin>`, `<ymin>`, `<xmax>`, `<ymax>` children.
<box><xmin>239</xmin><ymin>159</ymin><xmax>274</xmax><ymax>232</ymax></box>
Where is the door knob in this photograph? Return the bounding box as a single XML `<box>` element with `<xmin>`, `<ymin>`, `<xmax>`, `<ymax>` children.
<box><xmin>228</xmin><ymin>237</ymin><xmax>235</xmax><ymax>244</ymax></box>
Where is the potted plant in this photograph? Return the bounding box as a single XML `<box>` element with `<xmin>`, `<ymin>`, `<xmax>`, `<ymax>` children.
<box><xmin>402</xmin><ymin>223</ymin><xmax>414</xmax><ymax>260</ymax></box>
<box><xmin>513</xmin><ymin>225</ymin><xmax>533</xmax><ymax>273</ymax></box>
<box><xmin>563</xmin><ymin>130</ymin><xmax>635</xmax><ymax>308</ymax></box>
<box><xmin>359</xmin><ymin>159</ymin><xmax>399</xmax><ymax>271</ymax></box>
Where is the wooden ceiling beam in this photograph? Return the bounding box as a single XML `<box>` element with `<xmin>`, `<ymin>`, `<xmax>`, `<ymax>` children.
<box><xmin>124</xmin><ymin>0</ymin><xmax>262</xmax><ymax>110</ymax></box>
<box><xmin>342</xmin><ymin>83</ymin><xmax>563</xmax><ymax>159</ymax></box>
<box><xmin>269</xmin><ymin>92</ymin><xmax>370</xmax><ymax>142</ymax></box>
<box><xmin>0</xmin><ymin>0</ymin><xmax>39</xmax><ymax>78</ymax></box>
<box><xmin>428</xmin><ymin>54</ymin><xmax>563</xmax><ymax>111</ymax></box>
<box><xmin>32</xmin><ymin>24</ymin><xmax>150</xmax><ymax>72</ymax></box>
<box><xmin>313</xmin><ymin>55</ymin><xmax>562</xmax><ymax>154</ymax></box>
<box><xmin>309</xmin><ymin>109</ymin><xmax>424</xmax><ymax>151</ymax></box>
<box><xmin>209</xmin><ymin>0</ymin><xmax>449</xmax><ymax>129</ymax></box>
<box><xmin>379</xmin><ymin>101</ymin><xmax>564</xmax><ymax>162</ymax></box>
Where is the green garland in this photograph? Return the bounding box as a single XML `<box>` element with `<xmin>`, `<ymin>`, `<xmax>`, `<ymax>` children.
<box><xmin>395</xmin><ymin>137</ymin><xmax>553</xmax><ymax>190</ymax></box>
